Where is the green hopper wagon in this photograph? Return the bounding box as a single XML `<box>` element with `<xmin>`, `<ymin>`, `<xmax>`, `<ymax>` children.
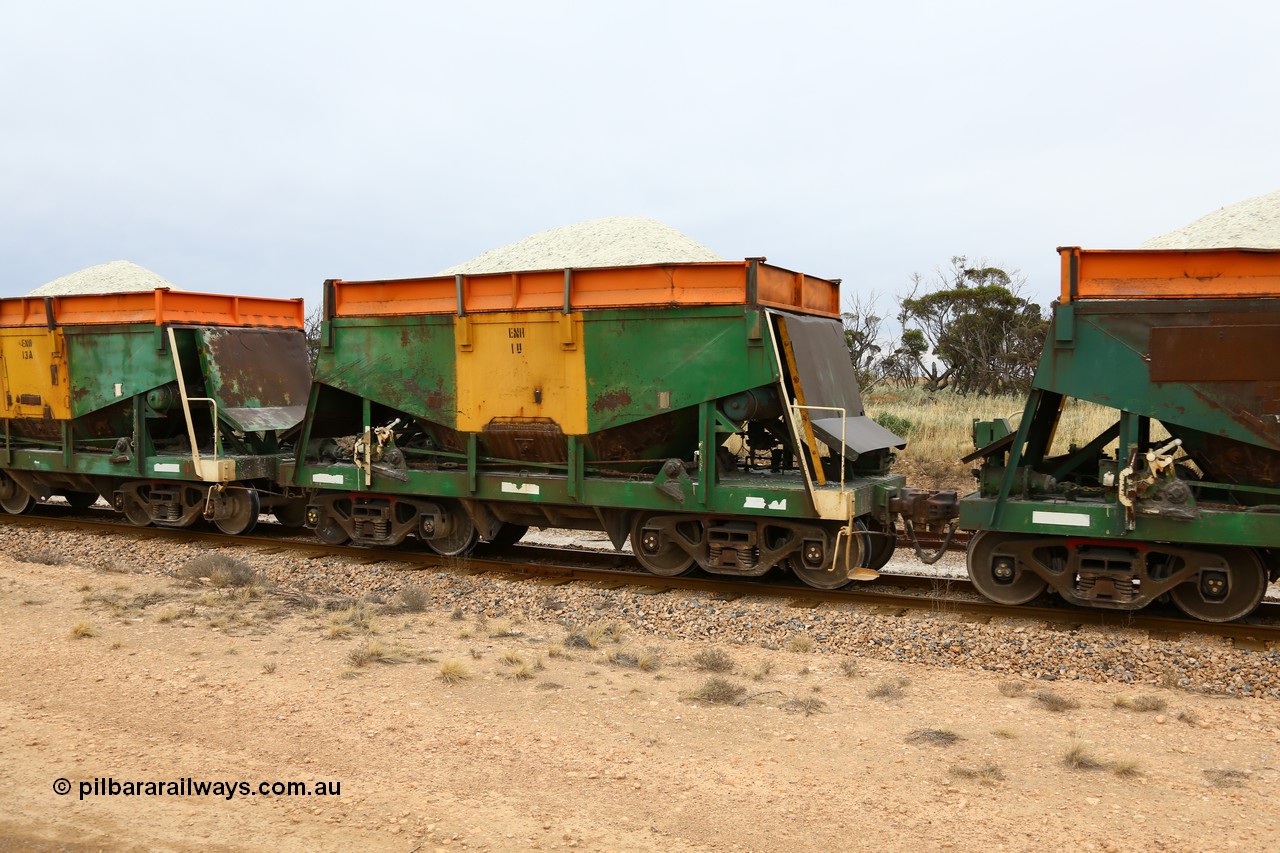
<box><xmin>0</xmin><ymin>288</ymin><xmax>311</xmax><ymax>534</ymax></box>
<box><xmin>296</xmin><ymin>259</ymin><xmax>947</xmax><ymax>588</ymax></box>
<box><xmin>962</xmin><ymin>247</ymin><xmax>1280</xmax><ymax>621</ymax></box>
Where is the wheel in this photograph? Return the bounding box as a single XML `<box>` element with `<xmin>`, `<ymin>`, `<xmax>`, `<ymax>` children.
<box><xmin>121</xmin><ymin>497</ymin><xmax>152</xmax><ymax>527</ymax></box>
<box><xmin>314</xmin><ymin>511</ymin><xmax>350</xmax><ymax>545</ymax></box>
<box><xmin>1169</xmin><ymin>547</ymin><xmax>1267</xmax><ymax>622</ymax></box>
<box><xmin>790</xmin><ymin>531</ymin><xmax>865</xmax><ymax>590</ymax></box>
<box><xmin>62</xmin><ymin>491</ymin><xmax>100</xmax><ymax>510</ymax></box>
<box><xmin>0</xmin><ymin>490</ymin><xmax>33</xmax><ymax>515</ymax></box>
<box><xmin>966</xmin><ymin>531</ymin><xmax>1047</xmax><ymax>605</ymax></box>
<box><xmin>488</xmin><ymin>522</ymin><xmax>528</xmax><ymax>546</ymax></box>
<box><xmin>213</xmin><ymin>489</ymin><xmax>260</xmax><ymax>535</ymax></box>
<box><xmin>425</xmin><ymin>503</ymin><xmax>479</xmax><ymax>556</ymax></box>
<box><xmin>630</xmin><ymin>513</ymin><xmax>696</xmax><ymax>577</ymax></box>
<box><xmin>273</xmin><ymin>500</ymin><xmax>308</xmax><ymax>529</ymax></box>
<box><xmin>0</xmin><ymin>473</ymin><xmax>33</xmax><ymax>515</ymax></box>
<box><xmin>859</xmin><ymin>517</ymin><xmax>896</xmax><ymax>572</ymax></box>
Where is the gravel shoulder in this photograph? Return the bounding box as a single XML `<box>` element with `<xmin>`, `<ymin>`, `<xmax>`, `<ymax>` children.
<box><xmin>2</xmin><ymin>527</ymin><xmax>1279</xmax><ymax>852</ymax></box>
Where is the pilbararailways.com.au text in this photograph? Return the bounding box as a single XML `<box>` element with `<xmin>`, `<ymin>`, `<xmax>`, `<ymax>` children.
<box><xmin>54</xmin><ymin>777</ymin><xmax>342</xmax><ymax>801</ymax></box>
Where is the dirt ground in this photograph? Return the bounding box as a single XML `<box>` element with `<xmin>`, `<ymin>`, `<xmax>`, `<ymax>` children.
<box><xmin>1</xmin><ymin>553</ymin><xmax>1278</xmax><ymax>853</ymax></box>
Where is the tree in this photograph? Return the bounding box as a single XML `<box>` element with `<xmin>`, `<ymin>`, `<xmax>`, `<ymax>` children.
<box><xmin>841</xmin><ymin>292</ymin><xmax>885</xmax><ymax>391</ymax></box>
<box><xmin>304</xmin><ymin>306</ymin><xmax>323</xmax><ymax>372</ymax></box>
<box><xmin>895</xmin><ymin>257</ymin><xmax>1047</xmax><ymax>395</ymax></box>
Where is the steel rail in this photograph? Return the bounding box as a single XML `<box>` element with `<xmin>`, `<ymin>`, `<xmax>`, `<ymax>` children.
<box><xmin>3</xmin><ymin>510</ymin><xmax>1277</xmax><ymax>646</ymax></box>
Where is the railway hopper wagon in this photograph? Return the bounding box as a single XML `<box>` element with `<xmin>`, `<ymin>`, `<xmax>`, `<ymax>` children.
<box><xmin>963</xmin><ymin>247</ymin><xmax>1280</xmax><ymax>621</ymax></box>
<box><xmin>295</xmin><ymin>259</ymin><xmax>956</xmax><ymax>588</ymax></box>
<box><xmin>0</xmin><ymin>289</ymin><xmax>311</xmax><ymax>534</ymax></box>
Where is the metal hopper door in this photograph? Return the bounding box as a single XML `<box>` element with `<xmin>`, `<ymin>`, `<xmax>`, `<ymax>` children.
<box><xmin>766</xmin><ymin>311</ymin><xmax>905</xmax><ymax>512</ymax></box>
<box><xmin>196</xmin><ymin>327</ymin><xmax>311</xmax><ymax>433</ymax></box>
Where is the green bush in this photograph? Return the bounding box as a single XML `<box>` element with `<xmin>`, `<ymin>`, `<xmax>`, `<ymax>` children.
<box><xmin>874</xmin><ymin>411</ymin><xmax>914</xmax><ymax>438</ymax></box>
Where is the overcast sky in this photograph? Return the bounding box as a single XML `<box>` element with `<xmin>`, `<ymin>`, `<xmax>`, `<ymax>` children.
<box><xmin>2</xmin><ymin>1</ymin><xmax>1278</xmax><ymax>312</ymax></box>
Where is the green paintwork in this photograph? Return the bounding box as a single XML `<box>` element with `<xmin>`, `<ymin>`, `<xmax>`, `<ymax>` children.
<box><xmin>1034</xmin><ymin>299</ymin><xmax>1280</xmax><ymax>450</ymax></box>
<box><xmin>64</xmin><ymin>325</ymin><xmax>180</xmax><ymax>419</ymax></box>
<box><xmin>582</xmin><ymin>306</ymin><xmax>775</xmax><ymax>432</ymax></box>
<box><xmin>316</xmin><ymin>315</ymin><xmax>458</xmax><ymax>427</ymax></box>
<box><xmin>963</xmin><ymin>296</ymin><xmax>1280</xmax><ymax>551</ymax></box>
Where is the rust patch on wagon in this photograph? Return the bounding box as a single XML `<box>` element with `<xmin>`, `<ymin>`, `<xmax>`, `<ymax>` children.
<box><xmin>592</xmin><ymin>389</ymin><xmax>633</xmax><ymax>413</ymax></box>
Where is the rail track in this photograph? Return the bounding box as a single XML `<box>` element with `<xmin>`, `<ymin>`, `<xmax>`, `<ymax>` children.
<box><xmin>3</xmin><ymin>507</ymin><xmax>1278</xmax><ymax>648</ymax></box>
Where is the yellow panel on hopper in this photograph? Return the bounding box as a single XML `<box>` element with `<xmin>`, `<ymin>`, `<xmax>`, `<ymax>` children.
<box><xmin>0</xmin><ymin>328</ymin><xmax>71</xmax><ymax>419</ymax></box>
<box><xmin>454</xmin><ymin>312</ymin><xmax>587</xmax><ymax>434</ymax></box>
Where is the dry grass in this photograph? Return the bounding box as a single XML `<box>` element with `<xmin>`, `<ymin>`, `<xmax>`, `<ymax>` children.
<box><xmin>176</xmin><ymin>554</ymin><xmax>265</xmax><ymax>590</ymax></box>
<box><xmin>563</xmin><ymin>621</ymin><xmax>624</xmax><ymax>649</ymax></box>
<box><xmin>1110</xmin><ymin>759</ymin><xmax>1142</xmax><ymax>778</ymax></box>
<box><xmin>1114</xmin><ymin>694</ymin><xmax>1167</xmax><ymax>713</ymax></box>
<box><xmin>261</xmin><ymin>661</ymin><xmax>277</xmax><ymax>675</ymax></box>
<box><xmin>1032</xmin><ymin>690</ymin><xmax>1079</xmax><ymax>712</ymax></box>
<box><xmin>688</xmin><ymin>677</ymin><xmax>746</xmax><ymax>705</ymax></box>
<box><xmin>839</xmin><ymin>658</ymin><xmax>862</xmax><ymax>678</ymax></box>
<box><xmin>345</xmin><ymin>640</ymin><xmax>403</xmax><ymax>668</ymax></box>
<box><xmin>69</xmin><ymin>621</ymin><xmax>96</xmax><ymax>638</ymax></box>
<box><xmin>1204</xmin><ymin>768</ymin><xmax>1250</xmax><ymax>788</ymax></box>
<box><xmin>997</xmin><ymin>680</ymin><xmax>1027</xmax><ymax>697</ymax></box>
<box><xmin>1177</xmin><ymin>709</ymin><xmax>1201</xmax><ymax>726</ymax></box>
<box><xmin>392</xmin><ymin>585</ymin><xmax>430</xmax><ymax>613</ymax></box>
<box><xmin>782</xmin><ymin>696</ymin><xmax>827</xmax><ymax>716</ymax></box>
<box><xmin>154</xmin><ymin>607</ymin><xmax>179</xmax><ymax>624</ymax></box>
<box><xmin>868</xmin><ymin>678</ymin><xmax>910</xmax><ymax>700</ymax></box>
<box><xmin>691</xmin><ymin>648</ymin><xmax>735</xmax><ymax>673</ymax></box>
<box><xmin>438</xmin><ymin>660</ymin><xmax>470</xmax><ymax>684</ymax></box>
<box><xmin>1062</xmin><ymin>741</ymin><xmax>1104</xmax><ymax>770</ymax></box>
<box><xmin>992</xmin><ymin>727</ymin><xmax>1017</xmax><ymax>739</ymax></box>
<box><xmin>785</xmin><ymin>634</ymin><xmax>814</xmax><ymax>653</ymax></box>
<box><xmin>950</xmin><ymin>762</ymin><xmax>1005</xmax><ymax>784</ymax></box>
<box><xmin>749</xmin><ymin>661</ymin><xmax>774</xmax><ymax>681</ymax></box>
<box><xmin>906</xmin><ymin>728</ymin><xmax>962</xmax><ymax>746</ymax></box>
<box><xmin>502</xmin><ymin>663</ymin><xmax>535</xmax><ymax>681</ymax></box>
<box><xmin>866</xmin><ymin>387</ymin><xmax>1122</xmax><ymax>489</ymax></box>
<box><xmin>488</xmin><ymin>621</ymin><xmax>522</xmax><ymax>638</ymax></box>
<box><xmin>12</xmin><ymin>547</ymin><xmax>65</xmax><ymax>566</ymax></box>
<box><xmin>547</xmin><ymin>645</ymin><xmax>570</xmax><ymax>659</ymax></box>
<box><xmin>499</xmin><ymin>650</ymin><xmax>525</xmax><ymax>667</ymax></box>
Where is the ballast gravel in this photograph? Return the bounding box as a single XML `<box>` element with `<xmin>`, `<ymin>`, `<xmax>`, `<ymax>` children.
<box><xmin>6</xmin><ymin>523</ymin><xmax>1279</xmax><ymax>700</ymax></box>
<box><xmin>438</xmin><ymin>215</ymin><xmax>722</xmax><ymax>275</ymax></box>
<box><xmin>27</xmin><ymin>260</ymin><xmax>178</xmax><ymax>297</ymax></box>
<box><xmin>1142</xmin><ymin>188</ymin><xmax>1280</xmax><ymax>249</ymax></box>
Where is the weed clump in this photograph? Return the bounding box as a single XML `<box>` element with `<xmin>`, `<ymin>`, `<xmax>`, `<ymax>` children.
<box><xmin>868</xmin><ymin>678</ymin><xmax>909</xmax><ymax>700</ymax></box>
<box><xmin>345</xmin><ymin>640</ymin><xmax>402</xmax><ymax>668</ymax></box>
<box><xmin>70</xmin><ymin>621</ymin><xmax>97</xmax><ymax>638</ymax></box>
<box><xmin>785</xmin><ymin>634</ymin><xmax>815</xmax><ymax>653</ymax></box>
<box><xmin>782</xmin><ymin>696</ymin><xmax>827</xmax><ymax>716</ymax></box>
<box><xmin>907</xmin><ymin>728</ymin><xmax>962</xmax><ymax>746</ymax></box>
<box><xmin>691</xmin><ymin>648</ymin><xmax>735</xmax><ymax>673</ymax></box>
<box><xmin>176</xmin><ymin>554</ymin><xmax>264</xmax><ymax>590</ymax></box>
<box><xmin>997</xmin><ymin>680</ymin><xmax>1026</xmax><ymax>698</ymax></box>
<box><xmin>950</xmin><ymin>763</ymin><xmax>1005</xmax><ymax>783</ymax></box>
<box><xmin>13</xmin><ymin>547</ymin><xmax>65</xmax><ymax>566</ymax></box>
<box><xmin>689</xmin><ymin>677</ymin><xmax>746</xmax><ymax>705</ymax></box>
<box><xmin>437</xmin><ymin>660</ymin><xmax>470</xmax><ymax>684</ymax></box>
<box><xmin>1033</xmin><ymin>690</ymin><xmax>1079</xmax><ymax>712</ymax></box>
<box><xmin>1204</xmin><ymin>769</ymin><xmax>1250</xmax><ymax>788</ymax></box>
<box><xmin>839</xmin><ymin>658</ymin><xmax>862</xmax><ymax>678</ymax></box>
<box><xmin>1062</xmin><ymin>741</ymin><xmax>1103</xmax><ymax>770</ymax></box>
<box><xmin>393</xmin><ymin>585</ymin><xmax>430</xmax><ymax>613</ymax></box>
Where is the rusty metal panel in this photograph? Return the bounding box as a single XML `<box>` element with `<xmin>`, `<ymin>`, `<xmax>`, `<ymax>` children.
<box><xmin>1150</xmin><ymin>325</ymin><xmax>1280</xmax><ymax>382</ymax></box>
<box><xmin>198</xmin><ymin>328</ymin><xmax>310</xmax><ymax>432</ymax></box>
<box><xmin>770</xmin><ymin>311</ymin><xmax>904</xmax><ymax>455</ymax></box>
